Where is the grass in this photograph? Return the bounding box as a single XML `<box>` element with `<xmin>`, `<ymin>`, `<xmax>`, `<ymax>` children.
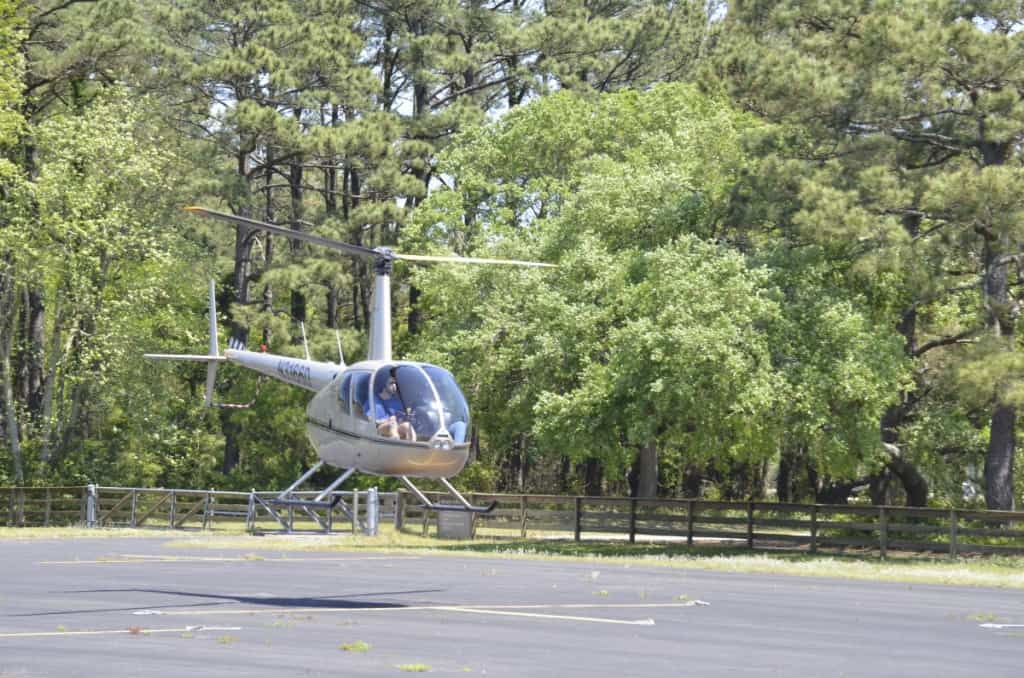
<box><xmin>8</xmin><ymin>524</ymin><xmax>1024</xmax><ymax>589</ymax></box>
<box><xmin>0</xmin><ymin>527</ymin><xmax>171</xmax><ymax>540</ymax></box>
<box><xmin>339</xmin><ymin>641</ymin><xmax>371</xmax><ymax>652</ymax></box>
<box><xmin>167</xmin><ymin>527</ymin><xmax>1024</xmax><ymax>589</ymax></box>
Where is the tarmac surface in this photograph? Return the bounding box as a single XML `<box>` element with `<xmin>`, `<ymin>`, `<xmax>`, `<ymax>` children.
<box><xmin>0</xmin><ymin>535</ymin><xmax>1022</xmax><ymax>677</ymax></box>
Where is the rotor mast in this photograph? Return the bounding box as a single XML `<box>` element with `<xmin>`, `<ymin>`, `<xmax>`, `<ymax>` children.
<box><xmin>369</xmin><ymin>253</ymin><xmax>393</xmax><ymax>361</ymax></box>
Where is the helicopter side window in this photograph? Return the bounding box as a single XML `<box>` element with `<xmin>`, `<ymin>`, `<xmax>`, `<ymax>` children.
<box><xmin>338</xmin><ymin>373</ymin><xmax>352</xmax><ymax>415</ymax></box>
<box><xmin>372</xmin><ymin>366</ymin><xmax>420</xmax><ymax>441</ymax></box>
<box><xmin>352</xmin><ymin>372</ymin><xmax>371</xmax><ymax>420</ymax></box>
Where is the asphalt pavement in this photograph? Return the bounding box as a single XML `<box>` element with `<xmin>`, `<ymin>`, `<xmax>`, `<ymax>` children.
<box><xmin>0</xmin><ymin>535</ymin><xmax>1022</xmax><ymax>677</ymax></box>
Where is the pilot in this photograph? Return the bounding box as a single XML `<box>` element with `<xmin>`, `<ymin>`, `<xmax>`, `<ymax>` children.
<box><xmin>375</xmin><ymin>372</ymin><xmax>416</xmax><ymax>441</ymax></box>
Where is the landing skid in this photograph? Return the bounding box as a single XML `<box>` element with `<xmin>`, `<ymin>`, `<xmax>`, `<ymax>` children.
<box><xmin>400</xmin><ymin>476</ymin><xmax>498</xmax><ymax>514</ymax></box>
<box><xmin>250</xmin><ymin>462</ymin><xmax>360</xmax><ymax>533</ymax></box>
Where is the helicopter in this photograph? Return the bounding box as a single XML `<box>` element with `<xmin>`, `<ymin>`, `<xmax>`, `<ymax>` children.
<box><xmin>146</xmin><ymin>207</ymin><xmax>554</xmax><ymax>519</ymax></box>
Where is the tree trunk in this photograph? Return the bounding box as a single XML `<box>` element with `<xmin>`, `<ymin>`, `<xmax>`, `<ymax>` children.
<box><xmin>980</xmin><ymin>245</ymin><xmax>1016</xmax><ymax>509</ymax></box>
<box><xmin>18</xmin><ymin>287</ymin><xmax>45</xmax><ymax>420</ymax></box>
<box><xmin>681</xmin><ymin>465</ymin><xmax>702</xmax><ymax>498</ymax></box>
<box><xmin>980</xmin><ymin>138</ymin><xmax>1015</xmax><ymax>510</ymax></box>
<box><xmin>408</xmin><ymin>285</ymin><xmax>421</xmax><ymax>335</ymax></box>
<box><xmin>220</xmin><ymin>407</ymin><xmax>242</xmax><ymax>475</ymax></box>
<box><xmin>289</xmin><ymin>153</ymin><xmax>306</xmax><ymax>328</ymax></box>
<box><xmin>581</xmin><ymin>458</ymin><xmax>603</xmax><ymax>496</ymax></box>
<box><xmin>985</xmin><ymin>404</ymin><xmax>1015</xmax><ymax>510</ymax></box>
<box><xmin>40</xmin><ymin>306</ymin><xmax>73</xmax><ymax>463</ymax></box>
<box><xmin>636</xmin><ymin>441</ymin><xmax>658</xmax><ymax>498</ymax></box>
<box><xmin>1</xmin><ymin>282</ymin><xmax>24</xmax><ymax>484</ymax></box>
<box><xmin>326</xmin><ymin>286</ymin><xmax>339</xmax><ymax>329</ymax></box>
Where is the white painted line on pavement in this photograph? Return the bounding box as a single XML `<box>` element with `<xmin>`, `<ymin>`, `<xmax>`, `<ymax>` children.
<box><xmin>140</xmin><ymin>601</ymin><xmax>702</xmax><ymax>625</ymax></box>
<box><xmin>436</xmin><ymin>606</ymin><xmax>655</xmax><ymax>626</ymax></box>
<box><xmin>0</xmin><ymin>625</ymin><xmax>242</xmax><ymax>639</ymax></box>
<box><xmin>38</xmin><ymin>555</ymin><xmax>418</xmax><ymax>565</ymax></box>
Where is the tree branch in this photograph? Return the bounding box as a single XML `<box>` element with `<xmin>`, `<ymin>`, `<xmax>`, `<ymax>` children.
<box><xmin>912</xmin><ymin>327</ymin><xmax>983</xmax><ymax>357</ymax></box>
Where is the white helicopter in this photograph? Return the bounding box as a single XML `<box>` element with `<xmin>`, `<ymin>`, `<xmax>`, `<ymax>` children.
<box><xmin>146</xmin><ymin>207</ymin><xmax>554</xmax><ymax>519</ymax></box>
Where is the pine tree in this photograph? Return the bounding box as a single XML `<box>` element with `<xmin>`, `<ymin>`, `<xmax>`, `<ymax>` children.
<box><xmin>715</xmin><ymin>0</ymin><xmax>1024</xmax><ymax>508</ymax></box>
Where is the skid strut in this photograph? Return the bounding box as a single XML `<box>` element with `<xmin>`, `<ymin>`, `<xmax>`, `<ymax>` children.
<box><xmin>399</xmin><ymin>476</ymin><xmax>497</xmax><ymax>514</ymax></box>
<box><xmin>251</xmin><ymin>463</ymin><xmax>359</xmax><ymax>532</ymax></box>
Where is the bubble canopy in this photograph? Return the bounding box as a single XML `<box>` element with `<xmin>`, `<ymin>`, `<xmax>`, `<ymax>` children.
<box><xmin>370</xmin><ymin>363</ymin><xmax>470</xmax><ymax>443</ymax></box>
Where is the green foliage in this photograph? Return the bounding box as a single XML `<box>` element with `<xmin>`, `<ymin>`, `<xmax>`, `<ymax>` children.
<box><xmin>4</xmin><ymin>0</ymin><xmax>1017</xmax><ymax>508</ymax></box>
<box><xmin>714</xmin><ymin>0</ymin><xmax>1024</xmax><ymax>506</ymax></box>
<box><xmin>2</xmin><ymin>87</ymin><xmax>209</xmax><ymax>485</ymax></box>
<box><xmin>406</xmin><ymin>84</ymin><xmax>905</xmax><ymax>494</ymax></box>
<box><xmin>0</xmin><ymin>0</ymin><xmax>25</xmax><ymax>162</ymax></box>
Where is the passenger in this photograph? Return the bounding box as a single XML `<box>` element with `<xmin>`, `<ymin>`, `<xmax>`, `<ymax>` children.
<box><xmin>448</xmin><ymin>420</ymin><xmax>467</xmax><ymax>444</ymax></box>
<box><xmin>374</xmin><ymin>372</ymin><xmax>416</xmax><ymax>441</ymax></box>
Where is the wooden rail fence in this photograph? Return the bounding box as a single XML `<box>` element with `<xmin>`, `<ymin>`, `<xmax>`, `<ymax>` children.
<box><xmin>400</xmin><ymin>492</ymin><xmax>1024</xmax><ymax>558</ymax></box>
<box><xmin>4</xmin><ymin>485</ymin><xmax>1024</xmax><ymax>558</ymax></box>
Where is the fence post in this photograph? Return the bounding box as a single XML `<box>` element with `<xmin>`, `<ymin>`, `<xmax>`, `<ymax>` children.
<box><xmin>326</xmin><ymin>492</ymin><xmax>334</xmax><ymax>534</ymax></box>
<box><xmin>629</xmin><ymin>498</ymin><xmax>637</xmax><ymax>544</ymax></box>
<box><xmin>7</xmin><ymin>487</ymin><xmax>14</xmax><ymax>527</ymax></box>
<box><xmin>394</xmin><ymin>490</ymin><xmax>405</xmax><ymax>530</ymax></box>
<box><xmin>130</xmin><ymin>489</ymin><xmax>138</xmax><ymax>528</ymax></box>
<box><xmin>810</xmin><ymin>505</ymin><xmax>818</xmax><ymax>554</ymax></box>
<box><xmin>879</xmin><ymin>506</ymin><xmax>888</xmax><ymax>559</ymax></box>
<box><xmin>44</xmin><ymin>488</ymin><xmax>52</xmax><ymax>527</ymax></box>
<box><xmin>15</xmin><ymin>487</ymin><xmax>24</xmax><ymax>526</ymax></box>
<box><xmin>352</xmin><ymin>490</ymin><xmax>360</xmax><ymax>535</ymax></box>
<box><xmin>80</xmin><ymin>486</ymin><xmax>87</xmax><ymax>525</ymax></box>
<box><xmin>247</xmin><ymin>491</ymin><xmax>256</xmax><ymax>534</ymax></box>
<box><xmin>421</xmin><ymin>494</ymin><xmax>429</xmax><ymax>537</ymax></box>
<box><xmin>202</xmin><ymin>491</ymin><xmax>212</xmax><ymax>530</ymax></box>
<box><xmin>520</xmin><ymin>495</ymin><xmax>528</xmax><ymax>539</ymax></box>
<box><xmin>747</xmin><ymin>500</ymin><xmax>755</xmax><ymax>549</ymax></box>
<box><xmin>686</xmin><ymin>500</ymin><xmax>694</xmax><ymax>546</ymax></box>
<box><xmin>365</xmin><ymin>487</ymin><xmax>379</xmax><ymax>536</ymax></box>
<box><xmin>169</xmin><ymin>490</ymin><xmax>177</xmax><ymax>528</ymax></box>
<box><xmin>86</xmin><ymin>484</ymin><xmax>97</xmax><ymax>528</ymax></box>
<box><xmin>949</xmin><ymin>508</ymin><xmax>958</xmax><ymax>559</ymax></box>
<box><xmin>574</xmin><ymin>497</ymin><xmax>582</xmax><ymax>542</ymax></box>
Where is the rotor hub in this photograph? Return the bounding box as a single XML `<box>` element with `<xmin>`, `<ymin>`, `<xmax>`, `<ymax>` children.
<box><xmin>374</xmin><ymin>248</ymin><xmax>395</xmax><ymax>275</ymax></box>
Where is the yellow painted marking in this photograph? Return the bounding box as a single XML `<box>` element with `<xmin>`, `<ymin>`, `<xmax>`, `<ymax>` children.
<box><xmin>0</xmin><ymin>626</ymin><xmax>241</xmax><ymax>639</ymax></box>
<box><xmin>38</xmin><ymin>555</ymin><xmax>416</xmax><ymax>565</ymax></box>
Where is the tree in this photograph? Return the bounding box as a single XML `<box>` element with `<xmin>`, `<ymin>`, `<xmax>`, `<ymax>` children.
<box><xmin>715</xmin><ymin>0</ymin><xmax>1024</xmax><ymax>508</ymax></box>
<box><xmin>0</xmin><ymin>0</ymin><xmax>27</xmax><ymax>484</ymax></box>
<box><xmin>1</xmin><ymin>86</ymin><xmax>197</xmax><ymax>484</ymax></box>
<box><xmin>405</xmin><ymin>86</ymin><xmax>811</xmax><ymax>496</ymax></box>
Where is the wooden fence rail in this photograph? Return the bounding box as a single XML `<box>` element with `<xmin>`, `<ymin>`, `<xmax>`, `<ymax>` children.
<box><xmin>401</xmin><ymin>491</ymin><xmax>1024</xmax><ymax>559</ymax></box>
<box><xmin>4</xmin><ymin>485</ymin><xmax>1024</xmax><ymax>558</ymax></box>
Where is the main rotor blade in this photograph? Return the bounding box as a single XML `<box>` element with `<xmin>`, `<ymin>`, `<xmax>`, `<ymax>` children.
<box><xmin>395</xmin><ymin>253</ymin><xmax>556</xmax><ymax>268</ymax></box>
<box><xmin>186</xmin><ymin>206</ymin><xmax>556</xmax><ymax>268</ymax></box>
<box><xmin>185</xmin><ymin>206</ymin><xmax>379</xmax><ymax>260</ymax></box>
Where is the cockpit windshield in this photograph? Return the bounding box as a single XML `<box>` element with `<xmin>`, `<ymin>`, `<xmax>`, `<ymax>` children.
<box><xmin>370</xmin><ymin>364</ymin><xmax>470</xmax><ymax>443</ymax></box>
<box><xmin>422</xmin><ymin>366</ymin><xmax>470</xmax><ymax>443</ymax></box>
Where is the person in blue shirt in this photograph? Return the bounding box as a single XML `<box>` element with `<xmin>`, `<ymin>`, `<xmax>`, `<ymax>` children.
<box><xmin>374</xmin><ymin>373</ymin><xmax>416</xmax><ymax>441</ymax></box>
